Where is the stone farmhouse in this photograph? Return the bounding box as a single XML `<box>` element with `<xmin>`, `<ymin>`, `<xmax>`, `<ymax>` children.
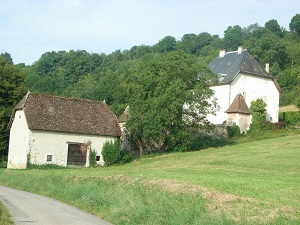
<box><xmin>207</xmin><ymin>47</ymin><xmax>281</xmax><ymax>132</ymax></box>
<box><xmin>7</xmin><ymin>93</ymin><xmax>120</xmax><ymax>169</ymax></box>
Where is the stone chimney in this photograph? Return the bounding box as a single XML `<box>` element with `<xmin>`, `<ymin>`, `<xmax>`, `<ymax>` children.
<box><xmin>265</xmin><ymin>63</ymin><xmax>270</xmax><ymax>73</ymax></box>
<box><xmin>237</xmin><ymin>46</ymin><xmax>243</xmax><ymax>54</ymax></box>
<box><xmin>219</xmin><ymin>49</ymin><xmax>226</xmax><ymax>57</ymax></box>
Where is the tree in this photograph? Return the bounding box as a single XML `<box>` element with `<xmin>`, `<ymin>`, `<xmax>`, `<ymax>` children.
<box><xmin>177</xmin><ymin>33</ymin><xmax>198</xmax><ymax>54</ymax></box>
<box><xmin>222</xmin><ymin>25</ymin><xmax>243</xmax><ymax>50</ymax></box>
<box><xmin>154</xmin><ymin>36</ymin><xmax>177</xmax><ymax>53</ymax></box>
<box><xmin>125</xmin><ymin>51</ymin><xmax>217</xmax><ymax>155</ymax></box>
<box><xmin>0</xmin><ymin>53</ymin><xmax>13</xmax><ymax>64</ymax></box>
<box><xmin>289</xmin><ymin>14</ymin><xmax>300</xmax><ymax>35</ymax></box>
<box><xmin>0</xmin><ymin>57</ymin><xmax>27</xmax><ymax>155</ymax></box>
<box><xmin>250</xmin><ymin>98</ymin><xmax>267</xmax><ymax>130</ymax></box>
<box><xmin>265</xmin><ymin>19</ymin><xmax>284</xmax><ymax>37</ymax></box>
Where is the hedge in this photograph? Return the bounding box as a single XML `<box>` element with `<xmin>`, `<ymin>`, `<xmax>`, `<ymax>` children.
<box><xmin>279</xmin><ymin>111</ymin><xmax>300</xmax><ymax>125</ymax></box>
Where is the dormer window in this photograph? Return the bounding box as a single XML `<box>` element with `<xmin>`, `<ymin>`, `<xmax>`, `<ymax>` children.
<box><xmin>218</xmin><ymin>73</ymin><xmax>226</xmax><ymax>80</ymax></box>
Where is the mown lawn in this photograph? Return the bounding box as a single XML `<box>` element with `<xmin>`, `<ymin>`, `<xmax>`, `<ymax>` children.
<box><xmin>0</xmin><ymin>135</ymin><xmax>299</xmax><ymax>224</ymax></box>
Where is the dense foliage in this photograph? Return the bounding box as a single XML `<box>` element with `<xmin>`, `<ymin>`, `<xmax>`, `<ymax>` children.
<box><xmin>279</xmin><ymin>111</ymin><xmax>300</xmax><ymax>125</ymax></box>
<box><xmin>18</xmin><ymin>14</ymin><xmax>300</xmax><ymax>111</ymax></box>
<box><xmin>1</xmin><ymin>14</ymin><xmax>300</xmax><ymax>155</ymax></box>
<box><xmin>250</xmin><ymin>98</ymin><xmax>267</xmax><ymax>130</ymax></box>
<box><xmin>0</xmin><ymin>56</ymin><xmax>27</xmax><ymax>156</ymax></box>
<box><xmin>125</xmin><ymin>51</ymin><xmax>217</xmax><ymax>154</ymax></box>
<box><xmin>102</xmin><ymin>140</ymin><xmax>121</xmax><ymax>166</ymax></box>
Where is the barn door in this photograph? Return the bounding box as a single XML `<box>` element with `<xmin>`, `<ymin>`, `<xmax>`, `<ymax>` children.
<box><xmin>67</xmin><ymin>143</ymin><xmax>86</xmax><ymax>167</ymax></box>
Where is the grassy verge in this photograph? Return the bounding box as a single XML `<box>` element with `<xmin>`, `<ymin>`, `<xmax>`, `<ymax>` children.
<box><xmin>0</xmin><ymin>135</ymin><xmax>300</xmax><ymax>224</ymax></box>
<box><xmin>0</xmin><ymin>201</ymin><xmax>13</xmax><ymax>225</ymax></box>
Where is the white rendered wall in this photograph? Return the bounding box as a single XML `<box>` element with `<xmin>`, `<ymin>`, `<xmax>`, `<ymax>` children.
<box><xmin>207</xmin><ymin>84</ymin><xmax>231</xmax><ymax>124</ymax></box>
<box><xmin>7</xmin><ymin>110</ymin><xmax>30</xmax><ymax>169</ymax></box>
<box><xmin>207</xmin><ymin>74</ymin><xmax>279</xmax><ymax>125</ymax></box>
<box><xmin>230</xmin><ymin>73</ymin><xmax>279</xmax><ymax>122</ymax></box>
<box><xmin>28</xmin><ymin>130</ymin><xmax>117</xmax><ymax>167</ymax></box>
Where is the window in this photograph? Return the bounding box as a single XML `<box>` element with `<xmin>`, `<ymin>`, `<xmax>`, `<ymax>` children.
<box><xmin>47</xmin><ymin>155</ymin><xmax>52</xmax><ymax>162</ymax></box>
<box><xmin>96</xmin><ymin>156</ymin><xmax>100</xmax><ymax>161</ymax></box>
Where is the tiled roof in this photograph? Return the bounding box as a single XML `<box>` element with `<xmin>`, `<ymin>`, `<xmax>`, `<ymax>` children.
<box><xmin>208</xmin><ymin>49</ymin><xmax>273</xmax><ymax>84</ymax></box>
<box><xmin>225</xmin><ymin>94</ymin><xmax>251</xmax><ymax>114</ymax></box>
<box><xmin>10</xmin><ymin>93</ymin><xmax>121</xmax><ymax>137</ymax></box>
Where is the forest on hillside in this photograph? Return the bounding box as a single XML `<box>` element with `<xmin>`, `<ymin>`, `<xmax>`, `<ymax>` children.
<box><xmin>17</xmin><ymin>14</ymin><xmax>300</xmax><ymax>113</ymax></box>
<box><xmin>1</xmin><ymin>14</ymin><xmax>300</xmax><ymax>155</ymax></box>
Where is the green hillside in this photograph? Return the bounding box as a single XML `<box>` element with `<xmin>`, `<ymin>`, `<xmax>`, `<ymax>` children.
<box><xmin>0</xmin><ymin>135</ymin><xmax>299</xmax><ymax>224</ymax></box>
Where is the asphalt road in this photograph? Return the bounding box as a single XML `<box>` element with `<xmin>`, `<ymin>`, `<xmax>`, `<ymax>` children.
<box><xmin>0</xmin><ymin>186</ymin><xmax>112</xmax><ymax>225</ymax></box>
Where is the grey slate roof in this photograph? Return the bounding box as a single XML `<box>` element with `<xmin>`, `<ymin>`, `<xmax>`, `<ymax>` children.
<box><xmin>225</xmin><ymin>94</ymin><xmax>251</xmax><ymax>114</ymax></box>
<box><xmin>208</xmin><ymin>49</ymin><xmax>273</xmax><ymax>84</ymax></box>
<box><xmin>9</xmin><ymin>93</ymin><xmax>121</xmax><ymax>137</ymax></box>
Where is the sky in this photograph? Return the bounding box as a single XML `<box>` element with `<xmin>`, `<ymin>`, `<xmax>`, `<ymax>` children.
<box><xmin>0</xmin><ymin>0</ymin><xmax>299</xmax><ymax>65</ymax></box>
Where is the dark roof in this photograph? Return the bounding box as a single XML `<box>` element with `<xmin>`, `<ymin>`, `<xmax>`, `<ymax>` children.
<box><xmin>208</xmin><ymin>49</ymin><xmax>273</xmax><ymax>84</ymax></box>
<box><xmin>10</xmin><ymin>93</ymin><xmax>121</xmax><ymax>137</ymax></box>
<box><xmin>225</xmin><ymin>94</ymin><xmax>251</xmax><ymax>114</ymax></box>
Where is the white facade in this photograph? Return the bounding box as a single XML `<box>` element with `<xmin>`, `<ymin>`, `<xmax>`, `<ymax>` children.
<box><xmin>7</xmin><ymin>110</ymin><xmax>30</xmax><ymax>169</ymax></box>
<box><xmin>208</xmin><ymin>73</ymin><xmax>280</xmax><ymax>125</ymax></box>
<box><xmin>7</xmin><ymin>109</ymin><xmax>117</xmax><ymax>169</ymax></box>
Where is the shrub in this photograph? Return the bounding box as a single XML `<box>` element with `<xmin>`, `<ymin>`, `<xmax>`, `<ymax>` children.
<box><xmin>227</xmin><ymin>125</ymin><xmax>241</xmax><ymax>138</ymax></box>
<box><xmin>89</xmin><ymin>149</ymin><xmax>97</xmax><ymax>167</ymax></box>
<box><xmin>250</xmin><ymin>98</ymin><xmax>267</xmax><ymax>130</ymax></box>
<box><xmin>102</xmin><ymin>139</ymin><xmax>121</xmax><ymax>166</ymax></box>
<box><xmin>260</xmin><ymin>121</ymin><xmax>286</xmax><ymax>130</ymax></box>
<box><xmin>279</xmin><ymin>111</ymin><xmax>300</xmax><ymax>125</ymax></box>
<box><xmin>0</xmin><ymin>156</ymin><xmax>7</xmax><ymax>168</ymax></box>
<box><xmin>171</xmin><ymin>131</ymin><xmax>230</xmax><ymax>152</ymax></box>
<box><xmin>120</xmin><ymin>151</ymin><xmax>133</xmax><ymax>164</ymax></box>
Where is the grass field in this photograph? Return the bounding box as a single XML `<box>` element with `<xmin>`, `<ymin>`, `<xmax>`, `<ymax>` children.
<box><xmin>0</xmin><ymin>135</ymin><xmax>299</xmax><ymax>224</ymax></box>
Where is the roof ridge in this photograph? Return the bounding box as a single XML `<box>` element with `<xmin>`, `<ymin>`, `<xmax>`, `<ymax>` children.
<box><xmin>30</xmin><ymin>93</ymin><xmax>105</xmax><ymax>105</ymax></box>
<box><xmin>225</xmin><ymin>49</ymin><xmax>247</xmax><ymax>55</ymax></box>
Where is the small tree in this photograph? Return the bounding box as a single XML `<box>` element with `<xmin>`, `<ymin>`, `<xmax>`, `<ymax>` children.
<box><xmin>250</xmin><ymin>98</ymin><xmax>267</xmax><ymax>130</ymax></box>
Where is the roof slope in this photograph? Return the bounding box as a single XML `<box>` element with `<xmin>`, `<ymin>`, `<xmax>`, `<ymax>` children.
<box><xmin>208</xmin><ymin>49</ymin><xmax>273</xmax><ymax>84</ymax></box>
<box><xmin>10</xmin><ymin>93</ymin><xmax>121</xmax><ymax>137</ymax></box>
<box><xmin>118</xmin><ymin>105</ymin><xmax>130</xmax><ymax>123</ymax></box>
<box><xmin>225</xmin><ymin>94</ymin><xmax>251</xmax><ymax>114</ymax></box>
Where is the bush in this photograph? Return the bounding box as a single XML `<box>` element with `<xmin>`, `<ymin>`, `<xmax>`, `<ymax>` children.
<box><xmin>102</xmin><ymin>139</ymin><xmax>121</xmax><ymax>166</ymax></box>
<box><xmin>0</xmin><ymin>156</ymin><xmax>7</xmax><ymax>168</ymax></box>
<box><xmin>227</xmin><ymin>125</ymin><xmax>241</xmax><ymax>138</ymax></box>
<box><xmin>279</xmin><ymin>111</ymin><xmax>300</xmax><ymax>125</ymax></box>
<box><xmin>120</xmin><ymin>151</ymin><xmax>133</xmax><ymax>164</ymax></box>
<box><xmin>171</xmin><ymin>131</ymin><xmax>230</xmax><ymax>152</ymax></box>
<box><xmin>102</xmin><ymin>139</ymin><xmax>133</xmax><ymax>166</ymax></box>
<box><xmin>250</xmin><ymin>98</ymin><xmax>267</xmax><ymax>131</ymax></box>
<box><xmin>89</xmin><ymin>149</ymin><xmax>97</xmax><ymax>167</ymax></box>
<box><xmin>260</xmin><ymin>121</ymin><xmax>286</xmax><ymax>130</ymax></box>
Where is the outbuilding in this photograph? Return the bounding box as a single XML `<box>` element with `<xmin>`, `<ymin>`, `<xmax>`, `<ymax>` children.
<box><xmin>7</xmin><ymin>93</ymin><xmax>121</xmax><ymax>169</ymax></box>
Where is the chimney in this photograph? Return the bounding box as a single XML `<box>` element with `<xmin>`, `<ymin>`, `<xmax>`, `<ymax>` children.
<box><xmin>237</xmin><ymin>46</ymin><xmax>243</xmax><ymax>54</ymax></box>
<box><xmin>265</xmin><ymin>63</ymin><xmax>270</xmax><ymax>73</ymax></box>
<box><xmin>219</xmin><ymin>49</ymin><xmax>226</xmax><ymax>57</ymax></box>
